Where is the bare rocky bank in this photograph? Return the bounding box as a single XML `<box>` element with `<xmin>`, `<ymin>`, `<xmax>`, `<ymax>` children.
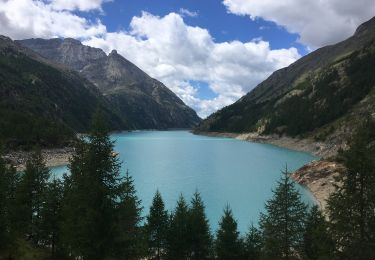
<box><xmin>194</xmin><ymin>131</ymin><xmax>343</xmax><ymax>211</ymax></box>
<box><xmin>193</xmin><ymin>131</ymin><xmax>341</xmax><ymax>158</ymax></box>
<box><xmin>291</xmin><ymin>160</ymin><xmax>344</xmax><ymax>211</ymax></box>
<box><xmin>4</xmin><ymin>148</ymin><xmax>74</xmax><ymax>171</ymax></box>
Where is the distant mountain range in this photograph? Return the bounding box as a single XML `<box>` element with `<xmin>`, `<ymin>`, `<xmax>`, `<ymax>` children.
<box><xmin>18</xmin><ymin>38</ymin><xmax>201</xmax><ymax>129</ymax></box>
<box><xmin>4</xmin><ymin>16</ymin><xmax>375</xmax><ymax>150</ymax></box>
<box><xmin>0</xmin><ymin>36</ymin><xmax>200</xmax><ymax>148</ymax></box>
<box><xmin>195</xmin><ymin>17</ymin><xmax>375</xmax><ymax>152</ymax></box>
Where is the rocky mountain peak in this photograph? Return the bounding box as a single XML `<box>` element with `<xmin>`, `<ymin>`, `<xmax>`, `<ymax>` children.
<box><xmin>62</xmin><ymin>38</ymin><xmax>82</xmax><ymax>46</ymax></box>
<box><xmin>0</xmin><ymin>35</ymin><xmax>12</xmax><ymax>42</ymax></box>
<box><xmin>354</xmin><ymin>16</ymin><xmax>375</xmax><ymax>37</ymax></box>
<box><xmin>109</xmin><ymin>49</ymin><xmax>118</xmax><ymax>55</ymax></box>
<box><xmin>18</xmin><ymin>37</ymin><xmax>201</xmax><ymax>129</ymax></box>
<box><xmin>0</xmin><ymin>35</ymin><xmax>15</xmax><ymax>49</ymax></box>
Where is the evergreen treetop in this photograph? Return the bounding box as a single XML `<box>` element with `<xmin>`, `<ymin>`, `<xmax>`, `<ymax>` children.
<box><xmin>167</xmin><ymin>194</ymin><xmax>190</xmax><ymax>260</ymax></box>
<box><xmin>146</xmin><ymin>190</ymin><xmax>169</xmax><ymax>260</ymax></box>
<box><xmin>259</xmin><ymin>167</ymin><xmax>307</xmax><ymax>259</ymax></box>
<box><xmin>215</xmin><ymin>205</ymin><xmax>242</xmax><ymax>260</ymax></box>
<box><xmin>188</xmin><ymin>191</ymin><xmax>213</xmax><ymax>260</ymax></box>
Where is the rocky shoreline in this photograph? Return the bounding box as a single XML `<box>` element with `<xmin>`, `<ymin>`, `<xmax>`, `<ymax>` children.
<box><xmin>193</xmin><ymin>131</ymin><xmax>340</xmax><ymax>158</ymax></box>
<box><xmin>3</xmin><ymin>147</ymin><xmax>74</xmax><ymax>171</ymax></box>
<box><xmin>291</xmin><ymin>160</ymin><xmax>344</xmax><ymax>211</ymax></box>
<box><xmin>194</xmin><ymin>131</ymin><xmax>342</xmax><ymax>211</ymax></box>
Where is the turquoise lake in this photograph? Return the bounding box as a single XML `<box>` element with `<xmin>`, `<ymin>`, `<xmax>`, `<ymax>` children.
<box><xmin>51</xmin><ymin>130</ymin><xmax>318</xmax><ymax>233</ymax></box>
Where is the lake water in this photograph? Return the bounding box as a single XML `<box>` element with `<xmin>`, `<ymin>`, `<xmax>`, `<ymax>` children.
<box><xmin>51</xmin><ymin>130</ymin><xmax>318</xmax><ymax>233</ymax></box>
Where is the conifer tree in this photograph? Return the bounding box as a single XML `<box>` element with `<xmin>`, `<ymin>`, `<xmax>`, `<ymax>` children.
<box><xmin>61</xmin><ymin>111</ymin><xmax>122</xmax><ymax>259</ymax></box>
<box><xmin>303</xmin><ymin>205</ymin><xmax>333</xmax><ymax>260</ymax></box>
<box><xmin>259</xmin><ymin>167</ymin><xmax>307</xmax><ymax>259</ymax></box>
<box><xmin>16</xmin><ymin>149</ymin><xmax>50</xmax><ymax>245</ymax></box>
<box><xmin>0</xmin><ymin>155</ymin><xmax>20</xmax><ymax>255</ymax></box>
<box><xmin>327</xmin><ymin>120</ymin><xmax>375</xmax><ymax>259</ymax></box>
<box><xmin>167</xmin><ymin>194</ymin><xmax>190</xmax><ymax>260</ymax></box>
<box><xmin>113</xmin><ymin>170</ymin><xmax>144</xmax><ymax>259</ymax></box>
<box><xmin>244</xmin><ymin>224</ymin><xmax>263</xmax><ymax>260</ymax></box>
<box><xmin>188</xmin><ymin>191</ymin><xmax>213</xmax><ymax>260</ymax></box>
<box><xmin>146</xmin><ymin>190</ymin><xmax>169</xmax><ymax>260</ymax></box>
<box><xmin>215</xmin><ymin>205</ymin><xmax>242</xmax><ymax>260</ymax></box>
<box><xmin>40</xmin><ymin>177</ymin><xmax>64</xmax><ymax>257</ymax></box>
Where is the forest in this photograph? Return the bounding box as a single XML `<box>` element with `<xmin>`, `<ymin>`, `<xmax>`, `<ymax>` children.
<box><xmin>0</xmin><ymin>114</ymin><xmax>374</xmax><ymax>259</ymax></box>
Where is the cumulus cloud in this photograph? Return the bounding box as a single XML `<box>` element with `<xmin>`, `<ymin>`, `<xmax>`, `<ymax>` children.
<box><xmin>84</xmin><ymin>12</ymin><xmax>300</xmax><ymax>117</ymax></box>
<box><xmin>49</xmin><ymin>0</ymin><xmax>108</xmax><ymax>11</ymax></box>
<box><xmin>0</xmin><ymin>0</ymin><xmax>106</xmax><ymax>39</ymax></box>
<box><xmin>223</xmin><ymin>0</ymin><xmax>375</xmax><ymax>48</ymax></box>
<box><xmin>0</xmin><ymin>1</ymin><xmax>300</xmax><ymax>118</ymax></box>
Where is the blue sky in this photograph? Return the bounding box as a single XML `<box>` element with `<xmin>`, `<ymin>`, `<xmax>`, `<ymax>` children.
<box><xmin>0</xmin><ymin>0</ymin><xmax>374</xmax><ymax>117</ymax></box>
<box><xmin>86</xmin><ymin>0</ymin><xmax>307</xmax><ymax>102</ymax></box>
<box><xmin>92</xmin><ymin>0</ymin><xmax>307</xmax><ymax>54</ymax></box>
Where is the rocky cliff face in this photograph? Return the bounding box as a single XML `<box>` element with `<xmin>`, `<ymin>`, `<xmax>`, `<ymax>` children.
<box><xmin>195</xmin><ymin>17</ymin><xmax>375</xmax><ymax>155</ymax></box>
<box><xmin>18</xmin><ymin>38</ymin><xmax>201</xmax><ymax>129</ymax></box>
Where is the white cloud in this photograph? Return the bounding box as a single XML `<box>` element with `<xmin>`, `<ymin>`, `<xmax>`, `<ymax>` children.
<box><xmin>223</xmin><ymin>0</ymin><xmax>375</xmax><ymax>49</ymax></box>
<box><xmin>49</xmin><ymin>0</ymin><xmax>108</xmax><ymax>11</ymax></box>
<box><xmin>0</xmin><ymin>0</ymin><xmax>106</xmax><ymax>39</ymax></box>
<box><xmin>0</xmin><ymin>1</ymin><xmax>300</xmax><ymax>118</ymax></box>
<box><xmin>179</xmin><ymin>8</ymin><xmax>198</xmax><ymax>17</ymax></box>
<box><xmin>84</xmin><ymin>12</ymin><xmax>300</xmax><ymax>118</ymax></box>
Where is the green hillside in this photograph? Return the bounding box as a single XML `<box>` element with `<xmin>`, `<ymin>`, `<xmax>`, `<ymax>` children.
<box><xmin>195</xmin><ymin>18</ymin><xmax>375</xmax><ymax>146</ymax></box>
<box><xmin>0</xmin><ymin>36</ymin><xmax>125</xmax><ymax>148</ymax></box>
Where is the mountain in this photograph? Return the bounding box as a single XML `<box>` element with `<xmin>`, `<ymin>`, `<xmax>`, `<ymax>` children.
<box><xmin>18</xmin><ymin>38</ymin><xmax>201</xmax><ymax>129</ymax></box>
<box><xmin>195</xmin><ymin>17</ymin><xmax>375</xmax><ymax>152</ymax></box>
<box><xmin>0</xmin><ymin>36</ymin><xmax>125</xmax><ymax>148</ymax></box>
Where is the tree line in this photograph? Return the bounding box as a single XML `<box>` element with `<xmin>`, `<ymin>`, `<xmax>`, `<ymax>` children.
<box><xmin>0</xmin><ymin>115</ymin><xmax>374</xmax><ymax>259</ymax></box>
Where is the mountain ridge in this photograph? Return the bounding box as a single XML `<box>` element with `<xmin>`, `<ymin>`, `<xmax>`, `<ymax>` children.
<box><xmin>18</xmin><ymin>38</ymin><xmax>201</xmax><ymax>129</ymax></box>
<box><xmin>237</xmin><ymin>16</ymin><xmax>375</xmax><ymax>106</ymax></box>
<box><xmin>0</xmin><ymin>36</ymin><xmax>126</xmax><ymax>148</ymax></box>
<box><xmin>195</xmin><ymin>16</ymin><xmax>375</xmax><ymax>156</ymax></box>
